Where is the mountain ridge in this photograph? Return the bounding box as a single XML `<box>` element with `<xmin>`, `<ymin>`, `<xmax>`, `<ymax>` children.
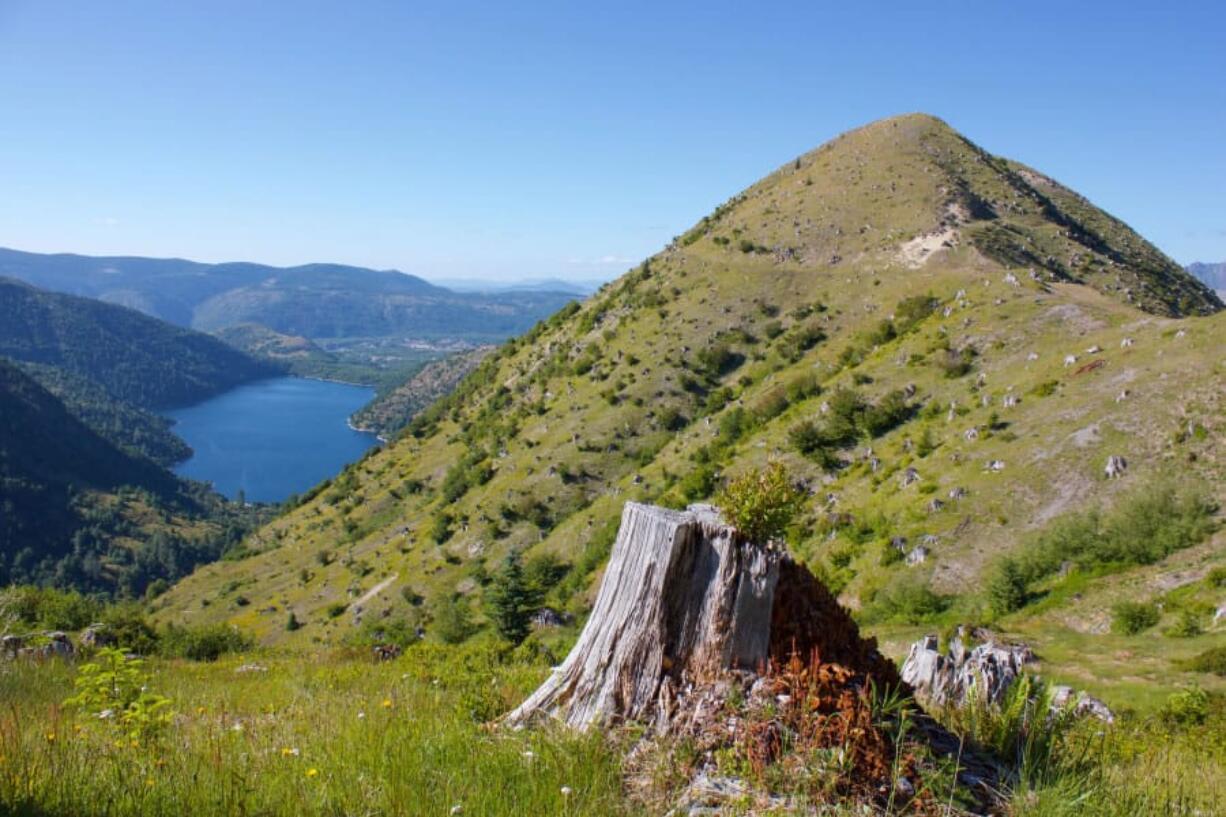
<box><xmin>0</xmin><ymin>247</ymin><xmax>579</xmax><ymax>341</ymax></box>
<box><xmin>154</xmin><ymin>113</ymin><xmax>1224</xmax><ymax>707</ymax></box>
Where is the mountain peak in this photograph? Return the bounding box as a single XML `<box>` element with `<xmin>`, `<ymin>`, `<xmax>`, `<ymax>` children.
<box><xmin>675</xmin><ymin>115</ymin><xmax>1219</xmax><ymax>317</ymax></box>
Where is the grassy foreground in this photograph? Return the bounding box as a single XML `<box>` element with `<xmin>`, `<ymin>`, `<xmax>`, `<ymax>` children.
<box><xmin>1</xmin><ymin>643</ymin><xmax>1224</xmax><ymax>816</ymax></box>
<box><xmin>0</xmin><ymin>647</ymin><xmax>628</xmax><ymax>817</ymax></box>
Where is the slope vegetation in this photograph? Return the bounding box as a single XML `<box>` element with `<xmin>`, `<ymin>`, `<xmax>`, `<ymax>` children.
<box><xmin>156</xmin><ymin>114</ymin><xmax>1224</xmax><ymax>704</ymax></box>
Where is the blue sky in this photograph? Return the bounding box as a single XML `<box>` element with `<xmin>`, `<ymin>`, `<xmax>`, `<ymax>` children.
<box><xmin>0</xmin><ymin>1</ymin><xmax>1222</xmax><ymax>283</ymax></box>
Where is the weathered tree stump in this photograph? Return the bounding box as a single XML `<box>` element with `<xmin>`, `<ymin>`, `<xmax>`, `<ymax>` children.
<box><xmin>505</xmin><ymin>502</ymin><xmax>898</xmax><ymax>730</ymax></box>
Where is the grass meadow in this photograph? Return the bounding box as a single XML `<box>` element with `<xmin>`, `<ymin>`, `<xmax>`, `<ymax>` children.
<box><xmin>0</xmin><ymin>647</ymin><xmax>629</xmax><ymax>817</ymax></box>
<box><xmin>1</xmin><ymin>642</ymin><xmax>1223</xmax><ymax>816</ymax></box>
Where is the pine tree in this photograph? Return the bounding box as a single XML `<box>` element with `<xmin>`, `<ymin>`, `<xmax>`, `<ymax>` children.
<box><xmin>487</xmin><ymin>551</ymin><xmax>537</xmax><ymax>644</ymax></box>
<box><xmin>987</xmin><ymin>557</ymin><xmax>1027</xmax><ymax>616</ymax></box>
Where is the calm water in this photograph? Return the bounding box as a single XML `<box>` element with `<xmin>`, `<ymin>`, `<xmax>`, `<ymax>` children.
<box><xmin>165</xmin><ymin>377</ymin><xmax>378</xmax><ymax>503</ymax></box>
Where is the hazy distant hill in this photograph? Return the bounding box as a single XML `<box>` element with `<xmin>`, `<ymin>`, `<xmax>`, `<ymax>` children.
<box><xmin>1187</xmin><ymin>261</ymin><xmax>1226</xmax><ymax>295</ymax></box>
<box><xmin>156</xmin><ymin>113</ymin><xmax>1223</xmax><ymax>696</ymax></box>
<box><xmin>429</xmin><ymin>277</ymin><xmax>603</xmax><ymax>296</ymax></box>
<box><xmin>0</xmin><ymin>248</ymin><xmax>578</xmax><ymax>341</ymax></box>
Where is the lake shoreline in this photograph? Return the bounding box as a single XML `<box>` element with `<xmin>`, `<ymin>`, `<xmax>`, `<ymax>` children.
<box><xmin>164</xmin><ymin>376</ymin><xmax>378</xmax><ymax>504</ymax></box>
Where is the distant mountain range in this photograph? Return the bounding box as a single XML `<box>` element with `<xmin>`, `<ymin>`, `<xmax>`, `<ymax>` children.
<box><xmin>1187</xmin><ymin>261</ymin><xmax>1226</xmax><ymax>295</ymax></box>
<box><xmin>0</xmin><ymin>247</ymin><xmax>578</xmax><ymax>341</ymax></box>
<box><xmin>427</xmin><ymin>276</ymin><xmax>606</xmax><ymax>296</ymax></box>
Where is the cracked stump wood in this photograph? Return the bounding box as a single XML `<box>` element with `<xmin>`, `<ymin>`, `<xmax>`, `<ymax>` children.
<box><xmin>505</xmin><ymin>502</ymin><xmax>899</xmax><ymax>731</ymax></box>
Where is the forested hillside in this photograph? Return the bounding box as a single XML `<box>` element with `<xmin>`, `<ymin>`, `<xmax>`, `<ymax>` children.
<box><xmin>0</xmin><ymin>358</ymin><xmax>268</xmax><ymax>595</ymax></box>
<box><xmin>0</xmin><ymin>277</ymin><xmax>281</xmax><ymax>409</ymax></box>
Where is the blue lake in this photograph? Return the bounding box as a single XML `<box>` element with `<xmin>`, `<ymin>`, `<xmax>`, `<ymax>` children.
<box><xmin>165</xmin><ymin>377</ymin><xmax>378</xmax><ymax>504</ymax></box>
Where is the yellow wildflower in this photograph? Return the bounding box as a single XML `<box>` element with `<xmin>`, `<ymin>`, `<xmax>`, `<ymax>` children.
<box><xmin>306</xmin><ymin>767</ymin><xmax>319</xmax><ymax>778</ymax></box>
<box><xmin>44</xmin><ymin>733</ymin><xmax>55</xmax><ymax>743</ymax></box>
<box><xmin>381</xmin><ymin>698</ymin><xmax>393</xmax><ymax>709</ymax></box>
<box><xmin>145</xmin><ymin>779</ymin><xmax>155</xmax><ymax>788</ymax></box>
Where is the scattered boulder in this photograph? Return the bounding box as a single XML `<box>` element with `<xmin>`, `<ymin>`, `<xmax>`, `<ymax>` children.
<box><xmin>1064</xmin><ymin>355</ymin><xmax>1077</xmax><ymax>367</ymax></box>
<box><xmin>901</xmin><ymin>632</ymin><xmax>1113</xmax><ymax>722</ymax></box>
<box><xmin>986</xmin><ymin>460</ymin><xmax>1006</xmax><ymax>472</ymax></box>
<box><xmin>906</xmin><ymin>547</ymin><xmax>929</xmax><ymax>566</ymax></box>
<box><xmin>234</xmin><ymin>663</ymin><xmax>268</xmax><ymax>673</ymax></box>
<box><xmin>532</xmin><ymin>607</ymin><xmax>568</xmax><ymax>628</ymax></box>
<box><xmin>948</xmin><ymin>486</ymin><xmax>967</xmax><ymax>500</ymax></box>
<box><xmin>372</xmin><ymin>644</ymin><xmax>402</xmax><ymax>662</ymax></box>
<box><xmin>901</xmin><ymin>632</ymin><xmax>1033</xmax><ymax>708</ymax></box>
<box><xmin>1</xmin><ymin>634</ymin><xmax>26</xmax><ymax>659</ymax></box>
<box><xmin>1049</xmin><ymin>686</ymin><xmax>1115</xmax><ymax>722</ymax></box>
<box><xmin>927</xmin><ymin>498</ymin><xmax>945</xmax><ymax>513</ymax></box>
<box><xmin>899</xmin><ymin>467</ymin><xmax>920</xmax><ymax>487</ymax></box>
<box><xmin>80</xmin><ymin>624</ymin><xmax>117</xmax><ymax>650</ymax></box>
<box><xmin>1104</xmin><ymin>455</ymin><xmax>1127</xmax><ymax>480</ymax></box>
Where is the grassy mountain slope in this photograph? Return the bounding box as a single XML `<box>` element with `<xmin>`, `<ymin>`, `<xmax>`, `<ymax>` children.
<box><xmin>0</xmin><ymin>248</ymin><xmax>579</xmax><ymax>341</ymax></box>
<box><xmin>350</xmin><ymin>347</ymin><xmax>494</xmax><ymax>438</ymax></box>
<box><xmin>155</xmin><ymin>114</ymin><xmax>1224</xmax><ymax>705</ymax></box>
<box><xmin>0</xmin><ymin>277</ymin><xmax>281</xmax><ymax>409</ymax></box>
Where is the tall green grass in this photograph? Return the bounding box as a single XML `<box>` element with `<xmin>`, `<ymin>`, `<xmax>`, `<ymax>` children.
<box><xmin>0</xmin><ymin>647</ymin><xmax>631</xmax><ymax>817</ymax></box>
<box><xmin>934</xmin><ymin>675</ymin><xmax>1226</xmax><ymax>816</ymax></box>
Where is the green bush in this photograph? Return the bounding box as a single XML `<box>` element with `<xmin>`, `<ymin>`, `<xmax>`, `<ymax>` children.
<box><xmin>160</xmin><ymin>623</ymin><xmax>253</xmax><ymax>662</ymax></box>
<box><xmin>432</xmin><ymin>594</ymin><xmax>475</xmax><ymax>644</ymax></box>
<box><xmin>1013</xmin><ymin>483</ymin><xmax>1216</xmax><ymax>586</ymax></box>
<box><xmin>678</xmin><ymin>463</ymin><xmax>718</xmax><ymax>501</ymax></box>
<box><xmin>1165</xmin><ymin>610</ymin><xmax>1203</xmax><ymax>638</ymax></box>
<box><xmin>1178</xmin><ymin>646</ymin><xmax>1226</xmax><ymax>677</ymax></box>
<box><xmin>863</xmin><ymin>575</ymin><xmax>951</xmax><ymax>624</ymax></box>
<box><xmin>1160</xmin><ymin>685</ymin><xmax>1209</xmax><ymax>725</ymax></box>
<box><xmin>1</xmin><ymin>585</ymin><xmax>101</xmax><ymax>631</ymax></box>
<box><xmin>715</xmin><ymin>462</ymin><xmax>805</xmax><ymax>544</ymax></box>
<box><xmin>1111</xmin><ymin>601</ymin><xmax>1160</xmax><ymax>634</ymax></box>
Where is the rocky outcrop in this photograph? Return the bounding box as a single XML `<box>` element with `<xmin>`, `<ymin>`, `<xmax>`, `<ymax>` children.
<box><xmin>1</xmin><ymin>631</ymin><xmax>75</xmax><ymax>660</ymax></box>
<box><xmin>901</xmin><ymin>630</ymin><xmax>1113</xmax><ymax>721</ymax></box>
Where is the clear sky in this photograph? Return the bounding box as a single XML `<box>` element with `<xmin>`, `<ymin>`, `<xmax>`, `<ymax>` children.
<box><xmin>0</xmin><ymin>1</ymin><xmax>1222</xmax><ymax>283</ymax></box>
